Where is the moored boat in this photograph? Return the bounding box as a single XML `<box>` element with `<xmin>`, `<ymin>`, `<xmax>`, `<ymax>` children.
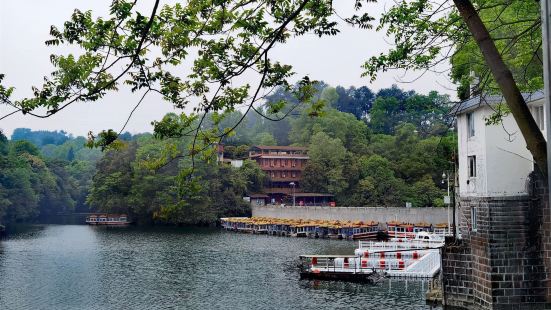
<box><xmin>86</xmin><ymin>214</ymin><xmax>131</xmax><ymax>225</ymax></box>
<box><xmin>351</xmin><ymin>221</ymin><xmax>380</xmax><ymax>240</ymax></box>
<box><xmin>386</xmin><ymin>221</ymin><xmax>415</xmax><ymax>239</ymax></box>
<box><xmin>433</xmin><ymin>223</ymin><xmax>452</xmax><ymax>236</ymax></box>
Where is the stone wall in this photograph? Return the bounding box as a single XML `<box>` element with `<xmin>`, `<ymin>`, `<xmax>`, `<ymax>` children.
<box><xmin>442</xmin><ymin>173</ymin><xmax>551</xmax><ymax>309</ymax></box>
<box><xmin>442</xmin><ymin>238</ymin><xmax>473</xmax><ymax>309</ymax></box>
<box><xmin>251</xmin><ymin>205</ymin><xmax>450</xmax><ymax>226</ymax></box>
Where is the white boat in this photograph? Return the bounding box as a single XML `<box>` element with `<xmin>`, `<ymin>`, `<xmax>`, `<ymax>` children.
<box><xmin>86</xmin><ymin>214</ymin><xmax>131</xmax><ymax>226</ymax></box>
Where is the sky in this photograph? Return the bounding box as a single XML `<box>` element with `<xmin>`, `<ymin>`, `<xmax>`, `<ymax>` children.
<box><xmin>0</xmin><ymin>0</ymin><xmax>456</xmax><ymax>138</ymax></box>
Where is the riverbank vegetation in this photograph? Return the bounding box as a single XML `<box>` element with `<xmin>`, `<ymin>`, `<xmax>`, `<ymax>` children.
<box><xmin>0</xmin><ymin>130</ymin><xmax>99</xmax><ymax>224</ymax></box>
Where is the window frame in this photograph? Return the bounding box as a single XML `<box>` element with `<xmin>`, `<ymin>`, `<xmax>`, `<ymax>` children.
<box><xmin>466</xmin><ymin>112</ymin><xmax>475</xmax><ymax>138</ymax></box>
<box><xmin>471</xmin><ymin>207</ymin><xmax>478</xmax><ymax>232</ymax></box>
<box><xmin>468</xmin><ymin>155</ymin><xmax>477</xmax><ymax>178</ymax></box>
<box><xmin>531</xmin><ymin>105</ymin><xmax>545</xmax><ymax>131</ymax></box>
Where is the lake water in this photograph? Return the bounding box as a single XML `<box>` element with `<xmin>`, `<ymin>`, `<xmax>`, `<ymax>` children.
<box><xmin>0</xmin><ymin>225</ymin><xmax>441</xmax><ymax>309</ymax></box>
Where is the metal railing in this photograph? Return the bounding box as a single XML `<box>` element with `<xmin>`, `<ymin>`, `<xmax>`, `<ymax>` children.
<box><xmin>387</xmin><ymin>250</ymin><xmax>441</xmax><ymax>278</ymax></box>
<box><xmin>358</xmin><ymin>240</ymin><xmax>443</xmax><ymax>251</ymax></box>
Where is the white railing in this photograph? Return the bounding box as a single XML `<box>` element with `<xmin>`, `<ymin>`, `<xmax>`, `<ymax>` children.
<box><xmin>358</xmin><ymin>240</ymin><xmax>443</xmax><ymax>251</ymax></box>
<box><xmin>387</xmin><ymin>250</ymin><xmax>441</xmax><ymax>278</ymax></box>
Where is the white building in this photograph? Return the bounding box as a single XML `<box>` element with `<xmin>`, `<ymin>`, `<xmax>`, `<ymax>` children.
<box><xmin>455</xmin><ymin>91</ymin><xmax>546</xmax><ymax>197</ymax></box>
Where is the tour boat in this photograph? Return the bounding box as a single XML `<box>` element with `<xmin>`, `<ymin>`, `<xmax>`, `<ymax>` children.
<box><xmin>413</xmin><ymin>222</ymin><xmax>433</xmax><ymax>233</ymax></box>
<box><xmin>351</xmin><ymin>221</ymin><xmax>381</xmax><ymax>240</ymax></box>
<box><xmin>86</xmin><ymin>214</ymin><xmax>131</xmax><ymax>225</ymax></box>
<box><xmin>386</xmin><ymin>221</ymin><xmax>415</xmax><ymax>239</ymax></box>
<box><xmin>433</xmin><ymin>223</ymin><xmax>452</xmax><ymax>236</ymax></box>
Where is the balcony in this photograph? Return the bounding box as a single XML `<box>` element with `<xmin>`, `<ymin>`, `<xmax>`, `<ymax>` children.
<box><xmin>260</xmin><ymin>166</ymin><xmax>304</xmax><ymax>171</ymax></box>
<box><xmin>268</xmin><ymin>177</ymin><xmax>301</xmax><ymax>182</ymax></box>
<box><xmin>264</xmin><ymin>188</ymin><xmax>303</xmax><ymax>194</ymax></box>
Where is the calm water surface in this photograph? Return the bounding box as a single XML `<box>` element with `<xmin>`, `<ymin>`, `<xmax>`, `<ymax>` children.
<box><xmin>0</xmin><ymin>225</ymin><xmax>441</xmax><ymax>309</ymax></box>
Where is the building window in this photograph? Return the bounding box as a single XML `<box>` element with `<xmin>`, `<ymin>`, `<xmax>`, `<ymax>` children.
<box><xmin>270</xmin><ymin>160</ymin><xmax>274</xmax><ymax>167</ymax></box>
<box><xmin>471</xmin><ymin>207</ymin><xmax>478</xmax><ymax>232</ymax></box>
<box><xmin>292</xmin><ymin>171</ymin><xmax>296</xmax><ymax>178</ymax></box>
<box><xmin>531</xmin><ymin>105</ymin><xmax>545</xmax><ymax>130</ymax></box>
<box><xmin>468</xmin><ymin>155</ymin><xmax>476</xmax><ymax>177</ymax></box>
<box><xmin>467</xmin><ymin>112</ymin><xmax>475</xmax><ymax>138</ymax></box>
<box><xmin>292</xmin><ymin>159</ymin><xmax>296</xmax><ymax>167</ymax></box>
<box><xmin>282</xmin><ymin>171</ymin><xmax>286</xmax><ymax>178</ymax></box>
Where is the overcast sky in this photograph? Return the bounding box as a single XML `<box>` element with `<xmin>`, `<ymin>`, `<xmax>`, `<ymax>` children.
<box><xmin>0</xmin><ymin>0</ymin><xmax>456</xmax><ymax>138</ymax></box>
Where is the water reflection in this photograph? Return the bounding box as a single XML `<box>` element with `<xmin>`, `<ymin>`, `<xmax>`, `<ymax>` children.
<box><xmin>0</xmin><ymin>225</ymin><xmax>441</xmax><ymax>309</ymax></box>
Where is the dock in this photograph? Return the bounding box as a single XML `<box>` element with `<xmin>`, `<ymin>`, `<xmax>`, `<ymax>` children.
<box><xmin>299</xmin><ymin>235</ymin><xmax>444</xmax><ymax>281</ymax></box>
<box><xmin>220</xmin><ymin>217</ymin><xmax>381</xmax><ymax>240</ymax></box>
<box><xmin>220</xmin><ymin>217</ymin><xmax>451</xmax><ymax>241</ymax></box>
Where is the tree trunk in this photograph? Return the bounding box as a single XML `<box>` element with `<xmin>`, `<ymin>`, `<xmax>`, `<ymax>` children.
<box><xmin>454</xmin><ymin>0</ymin><xmax>548</xmax><ymax>178</ymax></box>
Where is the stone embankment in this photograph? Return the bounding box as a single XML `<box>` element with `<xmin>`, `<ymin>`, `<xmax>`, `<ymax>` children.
<box><xmin>252</xmin><ymin>205</ymin><xmax>450</xmax><ymax>227</ymax></box>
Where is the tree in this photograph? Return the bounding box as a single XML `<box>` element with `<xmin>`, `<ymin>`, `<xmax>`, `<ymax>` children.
<box><xmin>10</xmin><ymin>140</ymin><xmax>40</xmax><ymax>157</ymax></box>
<box><xmin>11</xmin><ymin>128</ymin><xmax>70</xmax><ymax>147</ymax></box>
<box><xmin>302</xmin><ymin>132</ymin><xmax>348</xmax><ymax>196</ymax></box>
<box><xmin>67</xmin><ymin>147</ymin><xmax>75</xmax><ymax>161</ymax></box>
<box><xmin>334</xmin><ymin>86</ymin><xmax>375</xmax><ymax>119</ymax></box>
<box><xmin>356</xmin><ymin>154</ymin><xmax>406</xmax><ymax>207</ymax></box>
<box><xmin>320</xmin><ymin>87</ymin><xmax>339</xmax><ymax>107</ymax></box>
<box><xmin>1</xmin><ymin>0</ymin><xmax>544</xmax><ymax>174</ymax></box>
<box><xmin>364</xmin><ymin>0</ymin><xmax>547</xmax><ymax>176</ymax></box>
<box><xmin>238</xmin><ymin>160</ymin><xmax>267</xmax><ymax>193</ymax></box>
<box><xmin>252</xmin><ymin>132</ymin><xmax>277</xmax><ymax>146</ymax></box>
<box><xmin>87</xmin><ymin>142</ymin><xmax>138</xmax><ymax>214</ymax></box>
<box><xmin>409</xmin><ymin>175</ymin><xmax>445</xmax><ymax>208</ymax></box>
<box><xmin>0</xmin><ymin>0</ymin><xmax>346</xmax><ymax>164</ymax></box>
<box><xmin>370</xmin><ymin>88</ymin><xmax>450</xmax><ymax>135</ymax></box>
<box><xmin>290</xmin><ymin>108</ymin><xmax>369</xmax><ymax>153</ymax></box>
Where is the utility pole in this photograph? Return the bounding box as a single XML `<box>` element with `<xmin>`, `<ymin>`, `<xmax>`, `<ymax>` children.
<box><xmin>290</xmin><ymin>182</ymin><xmax>296</xmax><ymax>207</ymax></box>
<box><xmin>442</xmin><ymin>171</ymin><xmax>451</xmax><ymax>235</ymax></box>
<box><xmin>542</xmin><ymin>0</ymin><xmax>551</xmax><ymax>201</ymax></box>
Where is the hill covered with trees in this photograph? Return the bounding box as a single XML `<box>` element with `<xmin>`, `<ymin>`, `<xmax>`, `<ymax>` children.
<box><xmin>0</xmin><ymin>83</ymin><xmax>456</xmax><ymax>227</ymax></box>
<box><xmin>0</xmin><ymin>131</ymin><xmax>97</xmax><ymax>225</ymax></box>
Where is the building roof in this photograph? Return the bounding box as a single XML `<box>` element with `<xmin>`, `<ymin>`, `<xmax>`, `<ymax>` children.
<box><xmin>291</xmin><ymin>193</ymin><xmax>334</xmax><ymax>198</ymax></box>
<box><xmin>250</xmin><ymin>154</ymin><xmax>309</xmax><ymax>159</ymax></box>
<box><xmin>251</xmin><ymin>145</ymin><xmax>308</xmax><ymax>151</ymax></box>
<box><xmin>451</xmin><ymin>90</ymin><xmax>544</xmax><ymax>115</ymax></box>
<box><xmin>248</xmin><ymin>193</ymin><xmax>269</xmax><ymax>198</ymax></box>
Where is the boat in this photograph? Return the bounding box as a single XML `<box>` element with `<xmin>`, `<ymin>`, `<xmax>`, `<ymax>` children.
<box><xmin>291</xmin><ymin>223</ymin><xmax>314</xmax><ymax>237</ymax></box>
<box><xmin>433</xmin><ymin>223</ymin><xmax>452</xmax><ymax>236</ymax></box>
<box><xmin>351</xmin><ymin>221</ymin><xmax>380</xmax><ymax>240</ymax></box>
<box><xmin>86</xmin><ymin>214</ymin><xmax>131</xmax><ymax>225</ymax></box>
<box><xmin>386</xmin><ymin>221</ymin><xmax>415</xmax><ymax>239</ymax></box>
<box><xmin>413</xmin><ymin>222</ymin><xmax>432</xmax><ymax>233</ymax></box>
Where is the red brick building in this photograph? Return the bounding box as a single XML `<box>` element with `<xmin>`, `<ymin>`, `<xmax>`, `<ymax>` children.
<box><xmin>248</xmin><ymin>145</ymin><xmax>309</xmax><ymax>203</ymax></box>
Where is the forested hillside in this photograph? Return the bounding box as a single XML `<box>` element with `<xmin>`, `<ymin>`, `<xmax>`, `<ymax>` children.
<box><xmin>0</xmin><ymin>83</ymin><xmax>456</xmax><ymax>226</ymax></box>
<box><xmin>216</xmin><ymin>84</ymin><xmax>456</xmax><ymax>208</ymax></box>
<box><xmin>0</xmin><ymin>130</ymin><xmax>99</xmax><ymax>225</ymax></box>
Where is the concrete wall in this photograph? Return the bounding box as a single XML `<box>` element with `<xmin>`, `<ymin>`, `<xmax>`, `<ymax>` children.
<box><xmin>485</xmin><ymin>107</ymin><xmax>533</xmax><ymax>197</ymax></box>
<box><xmin>252</xmin><ymin>205</ymin><xmax>450</xmax><ymax>226</ymax></box>
<box><xmin>458</xmin><ymin>107</ymin><xmax>488</xmax><ymax>197</ymax></box>
<box><xmin>443</xmin><ymin>174</ymin><xmax>551</xmax><ymax>309</ymax></box>
<box><xmin>457</xmin><ymin>99</ymin><xmax>546</xmax><ymax>198</ymax></box>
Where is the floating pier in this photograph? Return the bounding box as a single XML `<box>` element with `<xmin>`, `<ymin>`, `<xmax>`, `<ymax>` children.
<box><xmin>299</xmin><ymin>233</ymin><xmax>444</xmax><ymax>281</ymax></box>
